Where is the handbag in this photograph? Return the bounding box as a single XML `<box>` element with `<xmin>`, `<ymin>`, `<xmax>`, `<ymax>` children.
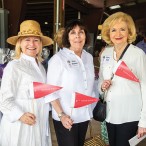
<box><xmin>84</xmin><ymin>122</ymin><xmax>106</xmax><ymax>146</ymax></box>
<box><xmin>93</xmin><ymin>96</ymin><xmax>106</xmax><ymax>122</ymax></box>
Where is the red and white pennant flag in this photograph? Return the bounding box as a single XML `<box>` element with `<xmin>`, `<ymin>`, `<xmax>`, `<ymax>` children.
<box><xmin>113</xmin><ymin>60</ymin><xmax>139</xmax><ymax>82</ymax></box>
<box><xmin>30</xmin><ymin>82</ymin><xmax>62</xmax><ymax>99</ymax></box>
<box><xmin>71</xmin><ymin>92</ymin><xmax>99</xmax><ymax>108</ymax></box>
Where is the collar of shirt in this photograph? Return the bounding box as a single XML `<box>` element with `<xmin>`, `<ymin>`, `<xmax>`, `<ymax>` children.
<box><xmin>21</xmin><ymin>53</ymin><xmax>37</xmax><ymax>63</ymax></box>
<box><xmin>62</xmin><ymin>47</ymin><xmax>87</xmax><ymax>58</ymax></box>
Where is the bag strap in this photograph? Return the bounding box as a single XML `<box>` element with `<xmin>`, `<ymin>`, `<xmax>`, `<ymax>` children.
<box><xmin>111</xmin><ymin>44</ymin><xmax>130</xmax><ymax>80</ymax></box>
<box><xmin>118</xmin><ymin>44</ymin><xmax>130</xmax><ymax>61</ymax></box>
<box><xmin>103</xmin><ymin>44</ymin><xmax>130</xmax><ymax>100</ymax></box>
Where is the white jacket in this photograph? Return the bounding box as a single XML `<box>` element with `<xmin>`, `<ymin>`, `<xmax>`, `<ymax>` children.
<box><xmin>0</xmin><ymin>54</ymin><xmax>52</xmax><ymax>146</ymax></box>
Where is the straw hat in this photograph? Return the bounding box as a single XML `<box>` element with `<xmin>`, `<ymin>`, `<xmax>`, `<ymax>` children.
<box><xmin>7</xmin><ymin>20</ymin><xmax>53</xmax><ymax>46</ymax></box>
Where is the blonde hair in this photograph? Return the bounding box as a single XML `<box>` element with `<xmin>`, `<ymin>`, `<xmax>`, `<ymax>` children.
<box><xmin>101</xmin><ymin>12</ymin><xmax>136</xmax><ymax>46</ymax></box>
<box><xmin>54</xmin><ymin>28</ymin><xmax>65</xmax><ymax>48</ymax></box>
<box><xmin>13</xmin><ymin>37</ymin><xmax>43</xmax><ymax>62</ymax></box>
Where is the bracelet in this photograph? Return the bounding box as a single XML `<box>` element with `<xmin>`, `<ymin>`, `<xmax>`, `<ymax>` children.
<box><xmin>58</xmin><ymin>112</ymin><xmax>66</xmax><ymax>119</ymax></box>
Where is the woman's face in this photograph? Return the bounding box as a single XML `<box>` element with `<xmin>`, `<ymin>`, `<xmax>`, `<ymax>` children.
<box><xmin>68</xmin><ymin>25</ymin><xmax>86</xmax><ymax>56</ymax></box>
<box><xmin>20</xmin><ymin>36</ymin><xmax>41</xmax><ymax>58</ymax></box>
<box><xmin>110</xmin><ymin>21</ymin><xmax>129</xmax><ymax>46</ymax></box>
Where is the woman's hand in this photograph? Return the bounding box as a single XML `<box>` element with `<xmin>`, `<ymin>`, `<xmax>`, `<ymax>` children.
<box><xmin>19</xmin><ymin>112</ymin><xmax>36</xmax><ymax>125</ymax></box>
<box><xmin>60</xmin><ymin>114</ymin><xmax>73</xmax><ymax>129</ymax></box>
<box><xmin>137</xmin><ymin>127</ymin><xmax>146</xmax><ymax>138</ymax></box>
<box><xmin>101</xmin><ymin>80</ymin><xmax>112</xmax><ymax>91</ymax></box>
<box><xmin>51</xmin><ymin>99</ymin><xmax>73</xmax><ymax>129</ymax></box>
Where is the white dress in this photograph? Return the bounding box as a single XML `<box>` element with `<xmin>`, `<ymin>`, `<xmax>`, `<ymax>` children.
<box><xmin>0</xmin><ymin>54</ymin><xmax>52</xmax><ymax>146</ymax></box>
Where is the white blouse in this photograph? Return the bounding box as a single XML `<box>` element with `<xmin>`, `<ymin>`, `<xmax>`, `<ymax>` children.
<box><xmin>98</xmin><ymin>44</ymin><xmax>146</xmax><ymax>128</ymax></box>
<box><xmin>46</xmin><ymin>48</ymin><xmax>96</xmax><ymax>123</ymax></box>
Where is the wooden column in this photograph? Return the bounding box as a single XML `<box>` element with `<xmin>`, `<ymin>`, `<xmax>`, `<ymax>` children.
<box><xmin>4</xmin><ymin>0</ymin><xmax>27</xmax><ymax>37</ymax></box>
<box><xmin>53</xmin><ymin>0</ymin><xmax>65</xmax><ymax>54</ymax></box>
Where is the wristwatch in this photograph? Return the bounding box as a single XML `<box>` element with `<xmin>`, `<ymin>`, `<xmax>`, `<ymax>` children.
<box><xmin>58</xmin><ymin>112</ymin><xmax>66</xmax><ymax>119</ymax></box>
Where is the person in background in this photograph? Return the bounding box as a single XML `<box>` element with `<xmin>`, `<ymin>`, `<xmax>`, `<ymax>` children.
<box><xmin>46</xmin><ymin>19</ymin><xmax>96</xmax><ymax>146</ymax></box>
<box><xmin>42</xmin><ymin>45</ymin><xmax>53</xmax><ymax>71</ymax></box>
<box><xmin>136</xmin><ymin>32</ymin><xmax>146</xmax><ymax>54</ymax></box>
<box><xmin>54</xmin><ymin>27</ymin><xmax>65</xmax><ymax>49</ymax></box>
<box><xmin>0</xmin><ymin>20</ymin><xmax>54</xmax><ymax>146</ymax></box>
<box><xmin>98</xmin><ymin>12</ymin><xmax>146</xmax><ymax>146</ymax></box>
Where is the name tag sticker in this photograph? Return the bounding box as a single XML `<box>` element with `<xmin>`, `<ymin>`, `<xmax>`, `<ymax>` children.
<box><xmin>102</xmin><ymin>56</ymin><xmax>111</xmax><ymax>64</ymax></box>
<box><xmin>67</xmin><ymin>60</ymin><xmax>79</xmax><ymax>67</ymax></box>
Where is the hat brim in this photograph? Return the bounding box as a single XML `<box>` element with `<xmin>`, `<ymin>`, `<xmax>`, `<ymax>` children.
<box><xmin>7</xmin><ymin>34</ymin><xmax>53</xmax><ymax>46</ymax></box>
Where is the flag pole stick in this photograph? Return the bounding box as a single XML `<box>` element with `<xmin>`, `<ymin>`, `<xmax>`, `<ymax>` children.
<box><xmin>32</xmin><ymin>99</ymin><xmax>35</xmax><ymax>113</ymax></box>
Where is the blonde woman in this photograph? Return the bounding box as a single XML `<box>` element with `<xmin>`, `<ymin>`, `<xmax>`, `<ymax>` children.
<box><xmin>0</xmin><ymin>20</ymin><xmax>54</xmax><ymax>146</ymax></box>
<box><xmin>98</xmin><ymin>12</ymin><xmax>146</xmax><ymax>146</ymax></box>
<box><xmin>54</xmin><ymin>27</ymin><xmax>65</xmax><ymax>49</ymax></box>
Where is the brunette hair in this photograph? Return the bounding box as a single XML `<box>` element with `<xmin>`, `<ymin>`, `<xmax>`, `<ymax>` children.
<box><xmin>62</xmin><ymin>19</ymin><xmax>90</xmax><ymax>48</ymax></box>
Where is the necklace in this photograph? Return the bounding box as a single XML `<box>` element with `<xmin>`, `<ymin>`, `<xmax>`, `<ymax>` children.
<box><xmin>113</xmin><ymin>50</ymin><xmax>118</xmax><ymax>61</ymax></box>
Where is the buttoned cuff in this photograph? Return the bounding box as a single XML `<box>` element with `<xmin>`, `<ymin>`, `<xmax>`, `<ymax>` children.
<box><xmin>138</xmin><ymin>112</ymin><xmax>146</xmax><ymax>128</ymax></box>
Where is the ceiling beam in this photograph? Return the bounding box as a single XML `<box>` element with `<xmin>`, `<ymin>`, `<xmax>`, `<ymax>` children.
<box><xmin>65</xmin><ymin>0</ymin><xmax>88</xmax><ymax>14</ymax></box>
<box><xmin>109</xmin><ymin>2</ymin><xmax>146</xmax><ymax>20</ymax></box>
<box><xmin>27</xmin><ymin>0</ymin><xmax>53</xmax><ymax>4</ymax></box>
<box><xmin>105</xmin><ymin>0</ymin><xmax>135</xmax><ymax>7</ymax></box>
<box><xmin>84</xmin><ymin>0</ymin><xmax>104</xmax><ymax>8</ymax></box>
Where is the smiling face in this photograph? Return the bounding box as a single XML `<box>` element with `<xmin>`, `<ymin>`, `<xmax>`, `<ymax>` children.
<box><xmin>110</xmin><ymin>20</ymin><xmax>129</xmax><ymax>47</ymax></box>
<box><xmin>68</xmin><ymin>25</ymin><xmax>86</xmax><ymax>57</ymax></box>
<box><xmin>20</xmin><ymin>36</ymin><xmax>42</xmax><ymax>58</ymax></box>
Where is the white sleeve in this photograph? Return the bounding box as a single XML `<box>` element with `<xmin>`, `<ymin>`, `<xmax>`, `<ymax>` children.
<box><xmin>45</xmin><ymin>55</ymin><xmax>63</xmax><ymax>103</ymax></box>
<box><xmin>137</xmin><ymin>53</ymin><xmax>146</xmax><ymax>127</ymax></box>
<box><xmin>0</xmin><ymin>62</ymin><xmax>24</xmax><ymax>122</ymax></box>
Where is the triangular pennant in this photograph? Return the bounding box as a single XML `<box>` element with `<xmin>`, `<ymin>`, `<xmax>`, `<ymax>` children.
<box><xmin>71</xmin><ymin>92</ymin><xmax>99</xmax><ymax>108</ymax></box>
<box><xmin>113</xmin><ymin>60</ymin><xmax>139</xmax><ymax>82</ymax></box>
<box><xmin>33</xmin><ymin>82</ymin><xmax>62</xmax><ymax>99</ymax></box>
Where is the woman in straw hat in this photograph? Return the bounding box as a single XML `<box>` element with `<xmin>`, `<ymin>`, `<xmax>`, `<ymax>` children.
<box><xmin>0</xmin><ymin>20</ymin><xmax>54</xmax><ymax>146</ymax></box>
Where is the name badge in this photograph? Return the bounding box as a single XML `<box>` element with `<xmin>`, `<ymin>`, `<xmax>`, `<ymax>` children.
<box><xmin>67</xmin><ymin>60</ymin><xmax>79</xmax><ymax>67</ymax></box>
<box><xmin>102</xmin><ymin>56</ymin><xmax>111</xmax><ymax>64</ymax></box>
